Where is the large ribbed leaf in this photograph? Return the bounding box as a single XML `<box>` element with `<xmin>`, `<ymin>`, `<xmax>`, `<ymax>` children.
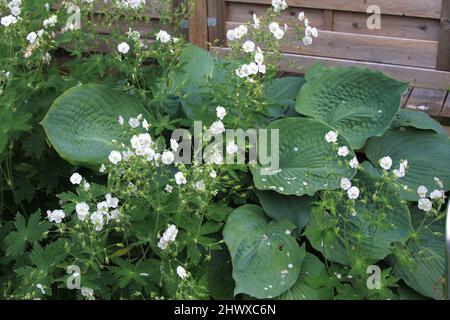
<box><xmin>255</xmin><ymin>190</ymin><xmax>312</xmax><ymax>237</ymax></box>
<box><xmin>41</xmin><ymin>84</ymin><xmax>149</xmax><ymax>168</ymax></box>
<box><xmin>223</xmin><ymin>205</ymin><xmax>305</xmax><ymax>299</ymax></box>
<box><xmin>388</xmin><ymin>208</ymin><xmax>445</xmax><ymax>300</ymax></box>
<box><xmin>390</xmin><ymin>110</ymin><xmax>447</xmax><ymax>135</ymax></box>
<box><xmin>296</xmin><ymin>66</ymin><xmax>408</xmax><ymax>149</ymax></box>
<box><xmin>306</xmin><ymin>172</ymin><xmax>413</xmax><ymax>265</ymax></box>
<box><xmin>278</xmin><ymin>253</ymin><xmax>332</xmax><ymax>300</ymax></box>
<box><xmin>365</xmin><ymin>128</ymin><xmax>450</xmax><ymax>201</ymax></box>
<box><xmin>251</xmin><ymin>117</ymin><xmax>357</xmax><ymax>196</ymax></box>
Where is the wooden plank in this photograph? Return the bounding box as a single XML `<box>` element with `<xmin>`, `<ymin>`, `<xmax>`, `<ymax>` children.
<box><xmin>90</xmin><ymin>15</ymin><xmax>174</xmax><ymax>36</ymax></box>
<box><xmin>401</xmin><ymin>87</ymin><xmax>413</xmax><ymax>108</ymax></box>
<box><xmin>323</xmin><ymin>9</ymin><xmax>334</xmax><ymax>31</ymax></box>
<box><xmin>210</xmin><ymin>47</ymin><xmax>450</xmax><ymax>90</ymax></box>
<box><xmin>207</xmin><ymin>0</ymin><xmax>218</xmax><ymax>43</ymax></box>
<box><xmin>437</xmin><ymin>0</ymin><xmax>450</xmax><ymax>71</ymax></box>
<box><xmin>404</xmin><ymin>87</ymin><xmax>447</xmax><ymax>116</ymax></box>
<box><xmin>189</xmin><ymin>0</ymin><xmax>209</xmax><ymax>49</ymax></box>
<box><xmin>225</xmin><ymin>0</ymin><xmax>443</xmax><ymax>19</ymax></box>
<box><xmin>441</xmin><ymin>92</ymin><xmax>450</xmax><ymax>117</ymax></box>
<box><xmin>226</xmin><ymin>21</ymin><xmax>439</xmax><ymax>68</ymax></box>
<box><xmin>333</xmin><ymin>12</ymin><xmax>441</xmax><ymax>41</ymax></box>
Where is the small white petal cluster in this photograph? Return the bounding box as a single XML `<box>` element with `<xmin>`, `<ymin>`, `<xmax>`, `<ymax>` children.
<box><xmin>175</xmin><ymin>172</ymin><xmax>187</xmax><ymax>185</ymax></box>
<box><xmin>117</xmin><ymin>42</ymin><xmax>130</xmax><ymax>54</ymax></box>
<box><xmin>252</xmin><ymin>14</ymin><xmax>260</xmax><ymax>29</ymax></box>
<box><xmin>416</xmin><ymin>182</ymin><xmax>445</xmax><ymax>212</ymax></box>
<box><xmin>1</xmin><ymin>0</ymin><xmax>21</xmax><ymax>27</ymax></box>
<box><xmin>349</xmin><ymin>156</ymin><xmax>359</xmax><ymax>169</ymax></box>
<box><xmin>340</xmin><ymin>178</ymin><xmax>352</xmax><ymax>191</ymax></box>
<box><xmin>76</xmin><ymin>202</ymin><xmax>90</xmax><ymax>221</ymax></box>
<box><xmin>70</xmin><ymin>172</ymin><xmax>83</xmax><ymax>185</ymax></box>
<box><xmin>43</xmin><ymin>15</ymin><xmax>57</xmax><ymax>28</ymax></box>
<box><xmin>170</xmin><ymin>138</ymin><xmax>179</xmax><ymax>152</ymax></box>
<box><xmin>226</xmin><ymin>25</ymin><xmax>248</xmax><ymax>41</ymax></box>
<box><xmin>226</xmin><ymin>142</ymin><xmax>239</xmax><ymax>155</ymax></box>
<box><xmin>271</xmin><ymin>0</ymin><xmax>288</xmax><ymax>12</ymax></box>
<box><xmin>130</xmin><ymin>132</ymin><xmax>155</xmax><ymax>159</ymax></box>
<box><xmin>325</xmin><ymin>131</ymin><xmax>338</xmax><ymax>143</ymax></box>
<box><xmin>156</xmin><ymin>30</ymin><xmax>171</xmax><ymax>43</ymax></box>
<box><xmin>418</xmin><ymin>198</ymin><xmax>432</xmax><ymax>212</ymax></box>
<box><xmin>80</xmin><ymin>287</ymin><xmax>95</xmax><ymax>300</ymax></box>
<box><xmin>216</xmin><ymin>106</ymin><xmax>227</xmax><ymax>120</ymax></box>
<box><xmin>347</xmin><ymin>186</ymin><xmax>360</xmax><ymax>200</ymax></box>
<box><xmin>1</xmin><ymin>15</ymin><xmax>18</xmax><ymax>27</ymax></box>
<box><xmin>417</xmin><ymin>185</ymin><xmax>428</xmax><ymax>198</ymax></box>
<box><xmin>114</xmin><ymin>0</ymin><xmax>146</xmax><ymax>10</ymax></box>
<box><xmin>242</xmin><ymin>40</ymin><xmax>255</xmax><ymax>53</ymax></box>
<box><xmin>108</xmin><ymin>150</ymin><xmax>122</xmax><ymax>165</ymax></box>
<box><xmin>47</xmin><ymin>209</ymin><xmax>65</xmax><ymax>224</ymax></box>
<box><xmin>269</xmin><ymin>22</ymin><xmax>285</xmax><ymax>40</ymax></box>
<box><xmin>379</xmin><ymin>156</ymin><xmax>393</xmax><ymax>171</ymax></box>
<box><xmin>210</xmin><ymin>120</ymin><xmax>225</xmax><ymax>135</ymax></box>
<box><xmin>337</xmin><ymin>146</ymin><xmax>349</xmax><ymax>157</ymax></box>
<box><xmin>393</xmin><ymin>159</ymin><xmax>408</xmax><ymax>178</ymax></box>
<box><xmin>195</xmin><ymin>180</ymin><xmax>206</xmax><ymax>191</ymax></box>
<box><xmin>176</xmin><ymin>266</ymin><xmax>188</xmax><ymax>279</ymax></box>
<box><xmin>157</xmin><ymin>224</ymin><xmax>178</xmax><ymax>250</ymax></box>
<box><xmin>161</xmin><ymin>150</ymin><xmax>175</xmax><ymax>165</ymax></box>
<box><xmin>89</xmin><ymin>194</ymin><xmax>120</xmax><ymax>231</ymax></box>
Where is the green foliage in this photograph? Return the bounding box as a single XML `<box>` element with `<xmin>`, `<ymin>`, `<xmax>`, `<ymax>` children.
<box><xmin>41</xmin><ymin>84</ymin><xmax>150</xmax><ymax>168</ymax></box>
<box><xmin>251</xmin><ymin>117</ymin><xmax>357</xmax><ymax>196</ymax></box>
<box><xmin>223</xmin><ymin>205</ymin><xmax>306</xmax><ymax>298</ymax></box>
<box><xmin>296</xmin><ymin>65</ymin><xmax>408</xmax><ymax>149</ymax></box>
<box><xmin>391</xmin><ymin>110</ymin><xmax>447</xmax><ymax>135</ymax></box>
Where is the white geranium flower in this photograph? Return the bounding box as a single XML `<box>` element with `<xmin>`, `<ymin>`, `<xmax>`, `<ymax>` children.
<box><xmin>258</xmin><ymin>64</ymin><xmax>267</xmax><ymax>74</ymax></box>
<box><xmin>128</xmin><ymin>116</ymin><xmax>140</xmax><ymax>128</ymax></box>
<box><xmin>97</xmin><ymin>201</ymin><xmax>109</xmax><ymax>214</ymax></box>
<box><xmin>165</xmin><ymin>184</ymin><xmax>173</xmax><ymax>193</ymax></box>
<box><xmin>195</xmin><ymin>180</ymin><xmax>206</xmax><ymax>191</ymax></box>
<box><xmin>47</xmin><ymin>209</ymin><xmax>65</xmax><ymax>224</ymax></box>
<box><xmin>298</xmin><ymin>11</ymin><xmax>305</xmax><ymax>21</ymax></box>
<box><xmin>170</xmin><ymin>139</ymin><xmax>179</xmax><ymax>152</ymax></box>
<box><xmin>379</xmin><ymin>156</ymin><xmax>393</xmax><ymax>170</ymax></box>
<box><xmin>81</xmin><ymin>287</ymin><xmax>94</xmax><ymax>300</ymax></box>
<box><xmin>226</xmin><ymin>142</ymin><xmax>239</xmax><ymax>155</ymax></box>
<box><xmin>418</xmin><ymin>198</ymin><xmax>432</xmax><ymax>212</ymax></box>
<box><xmin>303</xmin><ymin>36</ymin><xmax>313</xmax><ymax>46</ymax></box>
<box><xmin>161</xmin><ymin>151</ymin><xmax>175</xmax><ymax>165</ymax></box>
<box><xmin>216</xmin><ymin>106</ymin><xmax>227</xmax><ymax>120</ymax></box>
<box><xmin>105</xmin><ymin>194</ymin><xmax>119</xmax><ymax>208</ymax></box>
<box><xmin>325</xmin><ymin>131</ymin><xmax>338</xmax><ymax>143</ymax></box>
<box><xmin>210</xmin><ymin>170</ymin><xmax>217</xmax><ymax>178</ymax></box>
<box><xmin>272</xmin><ymin>0</ymin><xmax>287</xmax><ymax>12</ymax></box>
<box><xmin>417</xmin><ymin>185</ymin><xmax>428</xmax><ymax>198</ymax></box>
<box><xmin>434</xmin><ymin>177</ymin><xmax>444</xmax><ymax>188</ymax></box>
<box><xmin>90</xmin><ymin>211</ymin><xmax>104</xmax><ymax>231</ymax></box>
<box><xmin>175</xmin><ymin>172</ymin><xmax>187</xmax><ymax>185</ymax></box>
<box><xmin>210</xmin><ymin>120</ymin><xmax>225</xmax><ymax>135</ymax></box>
<box><xmin>118</xmin><ymin>115</ymin><xmax>124</xmax><ymax>125</ymax></box>
<box><xmin>273</xmin><ymin>28</ymin><xmax>285</xmax><ymax>40</ymax></box>
<box><xmin>349</xmin><ymin>157</ymin><xmax>359</xmax><ymax>169</ymax></box>
<box><xmin>117</xmin><ymin>42</ymin><xmax>130</xmax><ymax>54</ymax></box>
<box><xmin>43</xmin><ymin>15</ymin><xmax>57</xmax><ymax>28</ymax></box>
<box><xmin>247</xmin><ymin>62</ymin><xmax>259</xmax><ymax>75</ymax></box>
<box><xmin>83</xmin><ymin>181</ymin><xmax>91</xmax><ymax>191</ymax></box>
<box><xmin>430</xmin><ymin>189</ymin><xmax>444</xmax><ymax>200</ymax></box>
<box><xmin>156</xmin><ymin>30</ymin><xmax>171</xmax><ymax>43</ymax></box>
<box><xmin>269</xmin><ymin>22</ymin><xmax>280</xmax><ymax>33</ymax></box>
<box><xmin>76</xmin><ymin>202</ymin><xmax>90</xmax><ymax>221</ymax></box>
<box><xmin>234</xmin><ymin>25</ymin><xmax>248</xmax><ymax>39</ymax></box>
<box><xmin>1</xmin><ymin>15</ymin><xmax>18</xmax><ymax>27</ymax></box>
<box><xmin>176</xmin><ymin>266</ymin><xmax>188</xmax><ymax>279</ymax></box>
<box><xmin>99</xmin><ymin>164</ymin><xmax>106</xmax><ymax>173</ymax></box>
<box><xmin>163</xmin><ymin>225</ymin><xmax>178</xmax><ymax>242</ymax></box>
<box><xmin>311</xmin><ymin>27</ymin><xmax>319</xmax><ymax>38</ymax></box>
<box><xmin>252</xmin><ymin>14</ymin><xmax>260</xmax><ymax>29</ymax></box>
<box><xmin>108</xmin><ymin>151</ymin><xmax>122</xmax><ymax>165</ymax></box>
<box><xmin>254</xmin><ymin>48</ymin><xmax>264</xmax><ymax>64</ymax></box>
<box><xmin>157</xmin><ymin>237</ymin><xmax>168</xmax><ymax>250</ymax></box>
<box><xmin>70</xmin><ymin>172</ymin><xmax>82</xmax><ymax>185</ymax></box>
<box><xmin>340</xmin><ymin>178</ymin><xmax>352</xmax><ymax>191</ymax></box>
<box><xmin>226</xmin><ymin>29</ymin><xmax>235</xmax><ymax>41</ymax></box>
<box><xmin>347</xmin><ymin>186</ymin><xmax>360</xmax><ymax>200</ymax></box>
<box><xmin>142</xmin><ymin>119</ymin><xmax>150</xmax><ymax>130</ymax></box>
<box><xmin>338</xmin><ymin>146</ymin><xmax>349</xmax><ymax>157</ymax></box>
<box><xmin>27</xmin><ymin>32</ymin><xmax>38</xmax><ymax>44</ymax></box>
<box><xmin>242</xmin><ymin>40</ymin><xmax>255</xmax><ymax>53</ymax></box>
<box><xmin>122</xmin><ymin>150</ymin><xmax>134</xmax><ymax>162</ymax></box>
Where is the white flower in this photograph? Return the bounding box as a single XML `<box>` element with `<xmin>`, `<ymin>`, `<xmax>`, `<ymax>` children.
<box><xmin>430</xmin><ymin>189</ymin><xmax>444</xmax><ymax>200</ymax></box>
<box><xmin>70</xmin><ymin>172</ymin><xmax>82</xmax><ymax>185</ymax></box>
<box><xmin>97</xmin><ymin>201</ymin><xmax>109</xmax><ymax>214</ymax></box>
<box><xmin>325</xmin><ymin>131</ymin><xmax>338</xmax><ymax>143</ymax></box>
<box><xmin>393</xmin><ymin>168</ymin><xmax>405</xmax><ymax>178</ymax></box>
<box><xmin>110</xmin><ymin>209</ymin><xmax>120</xmax><ymax>221</ymax></box>
<box><xmin>258</xmin><ymin>64</ymin><xmax>267</xmax><ymax>74</ymax></box>
<box><xmin>163</xmin><ymin>224</ymin><xmax>178</xmax><ymax>242</ymax></box>
<box><xmin>36</xmin><ymin>284</ymin><xmax>45</xmax><ymax>295</ymax></box>
<box><xmin>42</xmin><ymin>52</ymin><xmax>51</xmax><ymax>65</ymax></box>
<box><xmin>84</xmin><ymin>181</ymin><xmax>91</xmax><ymax>191</ymax></box>
<box><xmin>311</xmin><ymin>27</ymin><xmax>319</xmax><ymax>38</ymax></box>
<box><xmin>76</xmin><ymin>202</ymin><xmax>90</xmax><ymax>221</ymax></box>
<box><xmin>434</xmin><ymin>177</ymin><xmax>444</xmax><ymax>188</ymax></box>
<box><xmin>233</xmin><ymin>25</ymin><xmax>247</xmax><ymax>39</ymax></box>
<box><xmin>195</xmin><ymin>180</ymin><xmax>206</xmax><ymax>191</ymax></box>
<box><xmin>117</xmin><ymin>42</ymin><xmax>130</xmax><ymax>54</ymax></box>
<box><xmin>108</xmin><ymin>151</ymin><xmax>122</xmax><ymax>165</ymax></box>
<box><xmin>175</xmin><ymin>172</ymin><xmax>187</xmax><ymax>185</ymax></box>
<box><xmin>210</xmin><ymin>120</ymin><xmax>225</xmax><ymax>135</ymax></box>
<box><xmin>161</xmin><ymin>150</ymin><xmax>175</xmax><ymax>165</ymax></box>
<box><xmin>272</xmin><ymin>0</ymin><xmax>287</xmax><ymax>12</ymax></box>
<box><xmin>90</xmin><ymin>211</ymin><xmax>104</xmax><ymax>231</ymax></box>
<box><xmin>247</xmin><ymin>62</ymin><xmax>259</xmax><ymax>75</ymax></box>
<box><xmin>242</xmin><ymin>40</ymin><xmax>255</xmax><ymax>53</ymax></box>
<box><xmin>118</xmin><ymin>115</ymin><xmax>124</xmax><ymax>125</ymax></box>
<box><xmin>210</xmin><ymin>170</ymin><xmax>217</xmax><ymax>178</ymax></box>
<box><xmin>170</xmin><ymin>139</ymin><xmax>179</xmax><ymax>152</ymax></box>
<box><xmin>1</xmin><ymin>15</ymin><xmax>18</xmax><ymax>27</ymax></box>
<box><xmin>303</xmin><ymin>36</ymin><xmax>313</xmax><ymax>46</ymax></box>
<box><xmin>417</xmin><ymin>185</ymin><xmax>428</xmax><ymax>198</ymax></box>
<box><xmin>340</xmin><ymin>178</ymin><xmax>352</xmax><ymax>191</ymax></box>
<box><xmin>27</xmin><ymin>32</ymin><xmax>37</xmax><ymax>44</ymax></box>
<box><xmin>349</xmin><ymin>157</ymin><xmax>359</xmax><ymax>169</ymax></box>
<box><xmin>127</xmin><ymin>29</ymin><xmax>141</xmax><ymax>41</ymax></box>
<box><xmin>216</xmin><ymin>106</ymin><xmax>227</xmax><ymax>120</ymax></box>
<box><xmin>165</xmin><ymin>184</ymin><xmax>173</xmax><ymax>193</ymax></box>
<box><xmin>105</xmin><ymin>194</ymin><xmax>119</xmax><ymax>208</ymax></box>
<box><xmin>347</xmin><ymin>186</ymin><xmax>360</xmax><ymax>200</ymax></box>
<box><xmin>418</xmin><ymin>198</ymin><xmax>432</xmax><ymax>212</ymax></box>
<box><xmin>338</xmin><ymin>146</ymin><xmax>349</xmax><ymax>157</ymax></box>
<box><xmin>10</xmin><ymin>6</ymin><xmax>21</xmax><ymax>16</ymax></box>
<box><xmin>43</xmin><ymin>15</ymin><xmax>57</xmax><ymax>28</ymax></box>
<box><xmin>142</xmin><ymin>119</ymin><xmax>150</xmax><ymax>130</ymax></box>
<box><xmin>176</xmin><ymin>266</ymin><xmax>188</xmax><ymax>279</ymax></box>
<box><xmin>156</xmin><ymin>30</ymin><xmax>171</xmax><ymax>43</ymax></box>
<box><xmin>298</xmin><ymin>11</ymin><xmax>305</xmax><ymax>21</ymax></box>
<box><xmin>273</xmin><ymin>28</ymin><xmax>285</xmax><ymax>40</ymax></box>
<box><xmin>47</xmin><ymin>209</ymin><xmax>65</xmax><ymax>224</ymax></box>
<box><xmin>157</xmin><ymin>237</ymin><xmax>169</xmax><ymax>250</ymax></box>
<box><xmin>252</xmin><ymin>14</ymin><xmax>260</xmax><ymax>28</ymax></box>
<box><xmin>81</xmin><ymin>287</ymin><xmax>94</xmax><ymax>300</ymax></box>
<box><xmin>269</xmin><ymin>22</ymin><xmax>280</xmax><ymax>33</ymax></box>
<box><xmin>99</xmin><ymin>164</ymin><xmax>106</xmax><ymax>173</ymax></box>
<box><xmin>226</xmin><ymin>29</ymin><xmax>235</xmax><ymax>41</ymax></box>
<box><xmin>122</xmin><ymin>150</ymin><xmax>134</xmax><ymax>162</ymax></box>
<box><xmin>379</xmin><ymin>156</ymin><xmax>393</xmax><ymax>170</ymax></box>
<box><xmin>254</xmin><ymin>48</ymin><xmax>264</xmax><ymax>65</ymax></box>
<box><xmin>226</xmin><ymin>142</ymin><xmax>239</xmax><ymax>155</ymax></box>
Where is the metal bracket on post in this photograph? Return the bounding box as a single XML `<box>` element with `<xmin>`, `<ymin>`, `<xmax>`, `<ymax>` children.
<box><xmin>446</xmin><ymin>201</ymin><xmax>450</xmax><ymax>300</ymax></box>
<box><xmin>181</xmin><ymin>19</ymin><xmax>189</xmax><ymax>29</ymax></box>
<box><xmin>207</xmin><ymin>17</ymin><xmax>217</xmax><ymax>27</ymax></box>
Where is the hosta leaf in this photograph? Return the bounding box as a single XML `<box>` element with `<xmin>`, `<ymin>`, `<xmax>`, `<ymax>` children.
<box><xmin>278</xmin><ymin>253</ymin><xmax>332</xmax><ymax>300</ymax></box>
<box><xmin>388</xmin><ymin>208</ymin><xmax>445</xmax><ymax>300</ymax></box>
<box><xmin>41</xmin><ymin>84</ymin><xmax>149</xmax><ymax>168</ymax></box>
<box><xmin>175</xmin><ymin>43</ymin><xmax>215</xmax><ymax>87</ymax></box>
<box><xmin>265</xmin><ymin>77</ymin><xmax>305</xmax><ymax>118</ymax></box>
<box><xmin>306</xmin><ymin>172</ymin><xmax>413</xmax><ymax>265</ymax></box>
<box><xmin>223</xmin><ymin>205</ymin><xmax>305</xmax><ymax>299</ymax></box>
<box><xmin>390</xmin><ymin>110</ymin><xmax>447</xmax><ymax>135</ymax></box>
<box><xmin>255</xmin><ymin>190</ymin><xmax>312</xmax><ymax>237</ymax></box>
<box><xmin>251</xmin><ymin>117</ymin><xmax>357</xmax><ymax>196</ymax></box>
<box><xmin>296</xmin><ymin>66</ymin><xmax>408</xmax><ymax>149</ymax></box>
<box><xmin>365</xmin><ymin>128</ymin><xmax>450</xmax><ymax>201</ymax></box>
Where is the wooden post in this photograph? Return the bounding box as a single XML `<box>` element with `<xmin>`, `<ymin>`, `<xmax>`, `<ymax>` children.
<box><xmin>189</xmin><ymin>0</ymin><xmax>209</xmax><ymax>49</ymax></box>
<box><xmin>437</xmin><ymin>0</ymin><xmax>450</xmax><ymax>71</ymax></box>
<box><xmin>323</xmin><ymin>9</ymin><xmax>334</xmax><ymax>31</ymax></box>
